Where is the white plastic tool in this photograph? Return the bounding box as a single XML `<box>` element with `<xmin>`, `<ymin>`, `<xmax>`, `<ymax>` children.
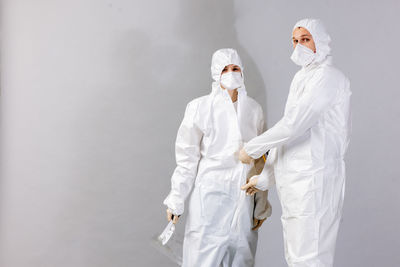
<box><xmin>158</xmin><ymin>221</ymin><xmax>175</xmax><ymax>245</ymax></box>
<box><xmin>151</xmin><ymin>220</ymin><xmax>182</xmax><ymax>265</ymax></box>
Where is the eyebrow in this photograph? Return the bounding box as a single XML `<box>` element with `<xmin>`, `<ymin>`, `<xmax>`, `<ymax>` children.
<box><xmin>293</xmin><ymin>34</ymin><xmax>311</xmax><ymax>39</ymax></box>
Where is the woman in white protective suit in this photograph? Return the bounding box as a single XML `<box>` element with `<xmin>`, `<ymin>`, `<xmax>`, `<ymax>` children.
<box><xmin>163</xmin><ymin>48</ymin><xmax>272</xmax><ymax>267</ymax></box>
<box><xmin>240</xmin><ymin>19</ymin><xmax>352</xmax><ymax>266</ymax></box>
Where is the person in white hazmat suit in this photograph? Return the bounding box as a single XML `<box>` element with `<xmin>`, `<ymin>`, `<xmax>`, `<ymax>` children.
<box><xmin>240</xmin><ymin>19</ymin><xmax>351</xmax><ymax>266</ymax></box>
<box><xmin>163</xmin><ymin>48</ymin><xmax>272</xmax><ymax>267</ymax></box>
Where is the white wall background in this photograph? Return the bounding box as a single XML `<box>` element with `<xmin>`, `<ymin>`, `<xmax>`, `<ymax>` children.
<box><xmin>1</xmin><ymin>0</ymin><xmax>399</xmax><ymax>266</ymax></box>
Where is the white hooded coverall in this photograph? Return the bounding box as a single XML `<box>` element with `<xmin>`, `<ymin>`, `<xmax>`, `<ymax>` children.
<box><xmin>164</xmin><ymin>48</ymin><xmax>271</xmax><ymax>267</ymax></box>
<box><xmin>245</xmin><ymin>19</ymin><xmax>351</xmax><ymax>266</ymax></box>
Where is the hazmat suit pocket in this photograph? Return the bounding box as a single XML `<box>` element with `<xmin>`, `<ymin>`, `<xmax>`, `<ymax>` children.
<box><xmin>186</xmin><ymin>186</ymin><xmax>204</xmax><ymax>229</ymax></box>
<box><xmin>199</xmin><ymin>185</ymin><xmax>235</xmax><ymax>236</ymax></box>
<box><xmin>286</xmin><ymin>136</ymin><xmax>313</xmax><ymax>173</ymax></box>
<box><xmin>279</xmin><ymin>174</ymin><xmax>316</xmax><ymax>216</ymax></box>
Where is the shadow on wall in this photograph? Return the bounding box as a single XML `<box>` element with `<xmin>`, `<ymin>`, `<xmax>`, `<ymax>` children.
<box><xmin>173</xmin><ymin>0</ymin><xmax>267</xmax><ymax>109</ymax></box>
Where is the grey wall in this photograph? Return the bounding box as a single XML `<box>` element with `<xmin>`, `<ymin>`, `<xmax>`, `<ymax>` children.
<box><xmin>0</xmin><ymin>0</ymin><xmax>399</xmax><ymax>267</ymax></box>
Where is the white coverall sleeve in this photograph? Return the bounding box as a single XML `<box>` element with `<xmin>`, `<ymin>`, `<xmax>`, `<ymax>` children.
<box><xmin>244</xmin><ymin>72</ymin><xmax>338</xmax><ymax>159</ymax></box>
<box><xmin>163</xmin><ymin>101</ymin><xmax>203</xmax><ymax>215</ymax></box>
<box><xmin>253</xmin><ymin>107</ymin><xmax>272</xmax><ymax>219</ymax></box>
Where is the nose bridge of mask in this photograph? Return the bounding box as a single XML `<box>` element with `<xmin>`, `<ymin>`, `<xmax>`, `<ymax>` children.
<box><xmin>298</xmin><ymin>43</ymin><xmax>314</xmax><ymax>54</ymax></box>
<box><xmin>220</xmin><ymin>70</ymin><xmax>242</xmax><ymax>79</ymax></box>
<box><xmin>291</xmin><ymin>43</ymin><xmax>316</xmax><ymax>67</ymax></box>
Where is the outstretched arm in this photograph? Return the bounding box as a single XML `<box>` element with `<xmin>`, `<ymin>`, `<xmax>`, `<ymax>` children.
<box><xmin>244</xmin><ymin>73</ymin><xmax>338</xmax><ymax>159</ymax></box>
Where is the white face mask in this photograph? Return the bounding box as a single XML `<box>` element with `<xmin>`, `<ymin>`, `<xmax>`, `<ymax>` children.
<box><xmin>220</xmin><ymin>71</ymin><xmax>243</xmax><ymax>90</ymax></box>
<box><xmin>290</xmin><ymin>43</ymin><xmax>316</xmax><ymax>67</ymax></box>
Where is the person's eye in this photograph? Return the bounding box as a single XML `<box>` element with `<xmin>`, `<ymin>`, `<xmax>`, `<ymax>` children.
<box><xmin>294</xmin><ymin>40</ymin><xmax>298</xmax><ymax>43</ymax></box>
<box><xmin>304</xmin><ymin>38</ymin><xmax>310</xmax><ymax>42</ymax></box>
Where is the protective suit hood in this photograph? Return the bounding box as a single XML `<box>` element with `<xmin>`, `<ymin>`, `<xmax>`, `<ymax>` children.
<box><xmin>210</xmin><ymin>48</ymin><xmax>246</xmax><ymax>95</ymax></box>
<box><xmin>293</xmin><ymin>18</ymin><xmax>332</xmax><ymax>64</ymax></box>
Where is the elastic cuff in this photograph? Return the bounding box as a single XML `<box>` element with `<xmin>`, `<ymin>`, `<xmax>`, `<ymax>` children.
<box><xmin>166</xmin><ymin>206</ymin><xmax>182</xmax><ymax>216</ymax></box>
<box><xmin>163</xmin><ymin>197</ymin><xmax>184</xmax><ymax>216</ymax></box>
<box><xmin>244</xmin><ymin>145</ymin><xmax>260</xmax><ymax>159</ymax></box>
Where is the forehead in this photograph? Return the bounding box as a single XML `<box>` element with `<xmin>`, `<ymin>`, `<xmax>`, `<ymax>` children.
<box><xmin>224</xmin><ymin>64</ymin><xmax>240</xmax><ymax>68</ymax></box>
<box><xmin>292</xmin><ymin>27</ymin><xmax>312</xmax><ymax>38</ymax></box>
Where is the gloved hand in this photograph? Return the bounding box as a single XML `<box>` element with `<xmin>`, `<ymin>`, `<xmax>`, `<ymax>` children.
<box><xmin>252</xmin><ymin>218</ymin><xmax>266</xmax><ymax>231</ymax></box>
<box><xmin>241</xmin><ymin>175</ymin><xmax>260</xmax><ymax>196</ymax></box>
<box><xmin>239</xmin><ymin>148</ymin><xmax>254</xmax><ymax>164</ymax></box>
<box><xmin>166</xmin><ymin>208</ymin><xmax>180</xmax><ymax>224</ymax></box>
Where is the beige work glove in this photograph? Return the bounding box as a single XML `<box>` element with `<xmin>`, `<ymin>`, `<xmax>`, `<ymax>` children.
<box><xmin>248</xmin><ymin>156</ymin><xmax>272</xmax><ymax>231</ymax></box>
<box><xmin>252</xmin><ymin>217</ymin><xmax>267</xmax><ymax>231</ymax></box>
